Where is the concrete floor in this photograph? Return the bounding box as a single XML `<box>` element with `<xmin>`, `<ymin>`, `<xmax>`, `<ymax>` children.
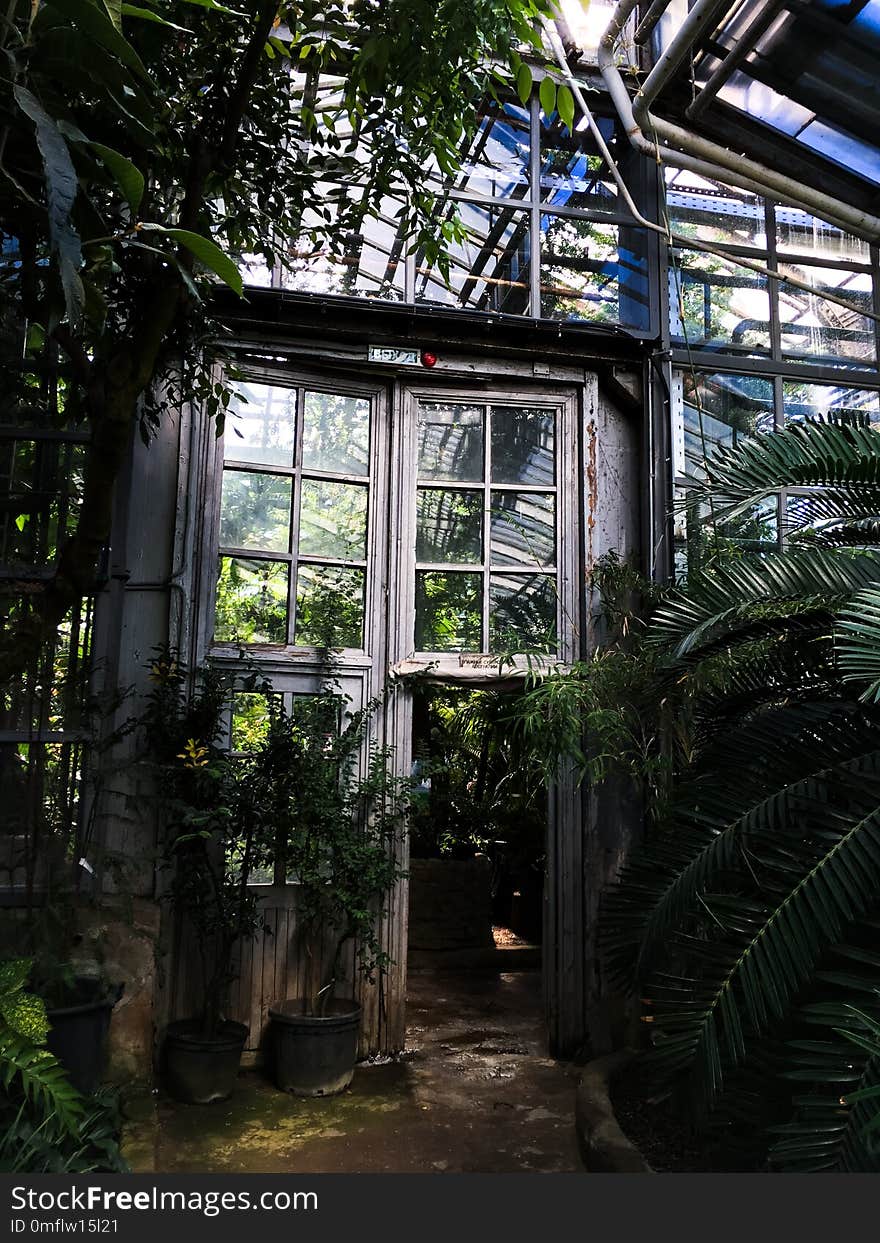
<box><xmin>127</xmin><ymin>970</ymin><xmax>582</xmax><ymax>1173</ymax></box>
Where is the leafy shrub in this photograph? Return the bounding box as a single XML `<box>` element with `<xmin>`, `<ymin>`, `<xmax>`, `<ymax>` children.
<box><xmin>0</xmin><ymin>959</ymin><xmax>125</xmax><ymax>1172</ymax></box>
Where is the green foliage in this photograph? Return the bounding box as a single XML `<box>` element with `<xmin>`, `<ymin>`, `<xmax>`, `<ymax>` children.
<box><xmin>602</xmin><ymin>416</ymin><xmax>880</xmax><ymax>1171</ymax></box>
<box><xmin>503</xmin><ymin>552</ymin><xmax>677</xmax><ymax>818</ymax></box>
<box><xmin>409</xmin><ymin>685</ymin><xmax>545</xmax><ymax>867</ymax></box>
<box><xmin>143</xmin><ymin>649</ymin><xmax>408</xmax><ymax>1019</ymax></box>
<box><xmin>0</xmin><ymin>957</ymin><xmax>122</xmax><ymax>1173</ymax></box>
<box><xmin>141</xmin><ymin>651</ymin><xmax>272</xmax><ymax>1034</ymax></box>
<box><xmin>0</xmin><ymin>0</ymin><xmax>556</xmax><ymax>684</ymax></box>
<box><xmin>240</xmin><ymin>678</ymin><xmax>409</xmax><ymax>1010</ymax></box>
<box><xmin>0</xmin><ymin>1087</ymin><xmax>127</xmax><ymax>1174</ymax></box>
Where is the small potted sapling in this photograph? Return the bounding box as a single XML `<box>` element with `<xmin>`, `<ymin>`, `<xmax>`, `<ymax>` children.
<box><xmin>260</xmin><ymin>684</ymin><xmax>408</xmax><ymax>1097</ymax></box>
<box><xmin>144</xmin><ymin>654</ymin><xmax>271</xmax><ymax>1104</ymax></box>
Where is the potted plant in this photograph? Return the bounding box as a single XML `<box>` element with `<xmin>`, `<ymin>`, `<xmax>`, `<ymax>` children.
<box><xmin>258</xmin><ymin>681</ymin><xmax>408</xmax><ymax>1097</ymax></box>
<box><xmin>33</xmin><ymin>925</ymin><xmax>124</xmax><ymax>1098</ymax></box>
<box><xmin>143</xmin><ymin>653</ymin><xmax>271</xmax><ymax>1104</ymax></box>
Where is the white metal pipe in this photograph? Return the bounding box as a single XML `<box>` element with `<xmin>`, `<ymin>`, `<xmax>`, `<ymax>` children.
<box><xmin>686</xmin><ymin>0</ymin><xmax>789</xmax><ymax>123</ymax></box>
<box><xmin>597</xmin><ymin>0</ymin><xmax>880</xmax><ymax>239</ymax></box>
<box><xmin>544</xmin><ymin>11</ymin><xmax>880</xmax><ymax>324</ymax></box>
<box><xmin>638</xmin><ymin>0</ymin><xmax>734</xmax><ymax>115</ymax></box>
<box><xmin>634</xmin><ymin>0</ymin><xmax>672</xmax><ymax>46</ymax></box>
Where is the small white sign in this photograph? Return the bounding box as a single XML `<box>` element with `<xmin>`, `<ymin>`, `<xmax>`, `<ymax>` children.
<box><xmin>368</xmin><ymin>345</ymin><xmax>419</xmax><ymax>366</ymax></box>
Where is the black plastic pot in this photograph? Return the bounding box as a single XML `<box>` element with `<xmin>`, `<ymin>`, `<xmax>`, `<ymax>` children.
<box><xmin>46</xmin><ymin>979</ymin><xmax>123</xmax><ymax>1096</ymax></box>
<box><xmin>268</xmin><ymin>999</ymin><xmax>361</xmax><ymax>1097</ymax></box>
<box><xmin>164</xmin><ymin>1019</ymin><xmax>248</xmax><ymax>1104</ymax></box>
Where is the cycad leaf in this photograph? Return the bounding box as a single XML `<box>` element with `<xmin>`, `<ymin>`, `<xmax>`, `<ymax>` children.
<box><xmin>837</xmin><ymin>588</ymin><xmax>880</xmax><ymax>702</ymax></box>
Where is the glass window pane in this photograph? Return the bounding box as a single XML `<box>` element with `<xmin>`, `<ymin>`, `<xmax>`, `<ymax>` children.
<box><xmin>220</xmin><ymin>470</ymin><xmax>291</xmax><ymax>553</ymax></box>
<box><xmin>415</xmin><ymin>203</ymin><xmax>532</xmax><ymax>315</ymax></box>
<box><xmin>680</xmin><ymin>373</ymin><xmax>774</xmax><ymax>479</ymax></box>
<box><xmin>678</xmin><ymin>496</ymin><xmax>778</xmax><ymax>576</ymax></box>
<box><xmin>215</xmin><ymin>557</ymin><xmax>288</xmax><ymax>644</ymax></box>
<box><xmin>490</xmin><ymin>492</ymin><xmax>555</xmax><ymax>566</ymax></box>
<box><xmin>282</xmin><ymin>187</ymin><xmax>406</xmax><ymax>304</ymax></box>
<box><xmin>774</xmin><ymin>206</ymin><xmax>871</xmax><ymax>265</ymax></box>
<box><xmin>777</xmin><ymin>268</ymin><xmax>875</xmax><ymax>366</ymax></box>
<box><xmin>302</xmin><ymin>391</ymin><xmax>370</xmax><ymax>476</ymax></box>
<box><xmin>670</xmin><ymin>249</ymin><xmax>770</xmax><ymax>353</ymax></box>
<box><xmin>782</xmin><ymin>381</ymin><xmax>880</xmax><ymax>425</ymax></box>
<box><xmin>541</xmin><ymin>217</ymin><xmax>649</xmax><ymax>330</ymax></box>
<box><xmin>416</xmin><ymin>489</ymin><xmax>483</xmax><ymax>564</ymax></box>
<box><xmin>231</xmin><ymin>693</ymin><xmax>279</xmax><ymax>752</ymax></box>
<box><xmin>540</xmin><ymin>115</ymin><xmax>619</xmax><ymax>212</ymax></box>
<box><xmin>417</xmin><ymin>402</ymin><xmax>484</xmax><ymax>481</ymax></box>
<box><xmin>491</xmin><ymin>408</ymin><xmax>555</xmax><ymax>484</ymax></box>
<box><xmin>423</xmin><ymin>103</ymin><xmax>531</xmax><ymax>201</ymax></box>
<box><xmin>489</xmin><ymin>575</ymin><xmax>557</xmax><ymax>654</ymax></box>
<box><xmin>295</xmin><ymin>564</ymin><xmax>365</xmax><ymax>648</ymax></box>
<box><xmin>299</xmin><ymin>480</ymin><xmax>368</xmax><ymax>559</ymax></box>
<box><xmin>224</xmin><ymin>383</ymin><xmax>296</xmax><ymax>467</ymax></box>
<box><xmin>665</xmin><ymin>169</ymin><xmax>767</xmax><ymax>249</ymax></box>
<box><xmin>415</xmin><ymin>571</ymin><xmax>482</xmax><ymax>651</ymax></box>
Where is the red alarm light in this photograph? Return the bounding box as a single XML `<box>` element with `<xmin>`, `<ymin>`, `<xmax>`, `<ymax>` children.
<box><xmin>421</xmin><ymin>350</ymin><xmax>438</xmax><ymax>368</ymax></box>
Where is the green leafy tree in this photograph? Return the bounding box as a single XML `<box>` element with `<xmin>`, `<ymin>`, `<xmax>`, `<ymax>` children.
<box><xmin>0</xmin><ymin>0</ymin><xmax>554</xmax><ymax>685</ymax></box>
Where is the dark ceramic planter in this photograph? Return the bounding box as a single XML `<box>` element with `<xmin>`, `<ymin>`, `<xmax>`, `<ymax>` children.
<box><xmin>268</xmin><ymin>999</ymin><xmax>361</xmax><ymax>1097</ymax></box>
<box><xmin>46</xmin><ymin>978</ymin><xmax>123</xmax><ymax>1096</ymax></box>
<box><xmin>164</xmin><ymin>1019</ymin><xmax>249</xmax><ymax>1104</ymax></box>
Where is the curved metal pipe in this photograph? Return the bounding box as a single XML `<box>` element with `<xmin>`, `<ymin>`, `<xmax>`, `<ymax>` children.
<box><xmin>597</xmin><ymin>0</ymin><xmax>880</xmax><ymax>240</ymax></box>
<box><xmin>543</xmin><ymin>12</ymin><xmax>880</xmax><ymax>324</ymax></box>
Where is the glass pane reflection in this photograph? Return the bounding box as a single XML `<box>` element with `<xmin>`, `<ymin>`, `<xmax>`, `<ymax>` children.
<box><xmin>295</xmin><ymin>564</ymin><xmax>364</xmax><ymax>648</ymax></box>
<box><xmin>491</xmin><ymin>408</ymin><xmax>555</xmax><ymax>484</ymax></box>
<box><xmin>220</xmin><ymin>470</ymin><xmax>291</xmax><ymax>553</ymax></box>
<box><xmin>681</xmin><ymin>373</ymin><xmax>774</xmax><ymax>479</ymax></box>
<box><xmin>415</xmin><ymin>571</ymin><xmax>482</xmax><ymax>651</ymax></box>
<box><xmin>490</xmin><ymin>492</ymin><xmax>555</xmax><ymax>566</ymax></box>
<box><xmin>418</xmin><ymin>403</ymin><xmax>484</xmax><ymax>481</ymax></box>
<box><xmin>782</xmin><ymin>381</ymin><xmax>880</xmax><ymax>425</ymax></box>
<box><xmin>670</xmin><ymin>249</ymin><xmax>770</xmax><ymax>352</ymax></box>
<box><xmin>302</xmin><ymin>391</ymin><xmax>370</xmax><ymax>475</ymax></box>
<box><xmin>777</xmin><ymin>268</ymin><xmax>875</xmax><ymax>366</ymax></box>
<box><xmin>224</xmin><ymin>383</ymin><xmax>296</xmax><ymax>468</ymax></box>
<box><xmin>489</xmin><ymin>575</ymin><xmax>557</xmax><ymax>653</ymax></box>
<box><xmin>215</xmin><ymin>557</ymin><xmax>288</xmax><ymax>644</ymax></box>
<box><xmin>299</xmin><ymin>480</ymin><xmax>368</xmax><ymax>560</ymax></box>
<box><xmin>416</xmin><ymin>489</ymin><xmax>483</xmax><ymax>564</ymax></box>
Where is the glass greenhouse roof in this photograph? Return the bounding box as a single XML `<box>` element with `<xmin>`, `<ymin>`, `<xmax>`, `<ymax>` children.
<box><xmin>689</xmin><ymin>0</ymin><xmax>880</xmax><ymax>188</ymax></box>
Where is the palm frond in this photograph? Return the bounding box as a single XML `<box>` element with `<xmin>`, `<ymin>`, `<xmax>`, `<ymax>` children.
<box><xmin>685</xmin><ymin>421</ymin><xmax>880</xmax><ymax>527</ymax></box>
<box><xmin>652</xmin><ymin>549</ymin><xmax>880</xmax><ymax>660</ymax></box>
<box><xmin>635</xmin><ymin>771</ymin><xmax>880</xmax><ymax>1117</ymax></box>
<box><xmin>602</xmin><ymin>705</ymin><xmax>880</xmax><ymax>975</ymax></box>
<box><xmin>837</xmin><ymin>587</ymin><xmax>880</xmax><ymax>702</ymax></box>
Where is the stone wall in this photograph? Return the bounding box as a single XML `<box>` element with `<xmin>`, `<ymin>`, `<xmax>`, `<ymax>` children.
<box><xmin>408</xmin><ymin>858</ymin><xmax>494</xmax><ymax>951</ymax></box>
<box><xmin>76</xmin><ymin>897</ymin><xmax>160</xmax><ymax>1086</ymax></box>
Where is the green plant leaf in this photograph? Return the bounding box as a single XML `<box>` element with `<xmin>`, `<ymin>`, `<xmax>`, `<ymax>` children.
<box><xmin>557</xmin><ymin>83</ymin><xmax>575</xmax><ymax>132</ymax></box>
<box><xmin>101</xmin><ymin>0</ymin><xmax>122</xmax><ymax>29</ymax></box>
<box><xmin>46</xmin><ymin>0</ymin><xmax>151</xmax><ymax>81</ymax></box>
<box><xmin>89</xmin><ymin>143</ymin><xmax>145</xmax><ymax>212</ymax></box>
<box><xmin>138</xmin><ymin>225</ymin><xmax>243</xmax><ymax>295</ymax></box>
<box><xmin>121</xmin><ymin>3</ymin><xmax>190</xmax><ymax>30</ymax></box>
<box><xmin>516</xmin><ymin>62</ymin><xmax>532</xmax><ymax>106</ymax></box>
<box><xmin>0</xmin><ymin>960</ymin><xmax>32</xmax><ymax>997</ymax></box>
<box><xmin>539</xmin><ymin>75</ymin><xmax>556</xmax><ymax>118</ymax></box>
<box><xmin>13</xmin><ymin>86</ymin><xmax>84</xmax><ymax>327</ymax></box>
<box><xmin>1</xmin><ymin>992</ymin><xmax>50</xmax><ymax>1043</ymax></box>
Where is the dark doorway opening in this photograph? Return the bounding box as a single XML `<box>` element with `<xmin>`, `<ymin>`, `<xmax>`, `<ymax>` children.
<box><xmin>407</xmin><ymin>684</ymin><xmax>545</xmax><ymax>969</ymax></box>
